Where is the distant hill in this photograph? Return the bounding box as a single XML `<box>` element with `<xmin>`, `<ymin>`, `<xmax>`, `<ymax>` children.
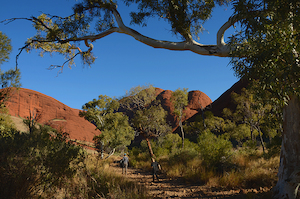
<box><xmin>154</xmin><ymin>88</ymin><xmax>212</xmax><ymax>131</ymax></box>
<box><xmin>184</xmin><ymin>79</ymin><xmax>248</xmax><ymax>124</ymax></box>
<box><xmin>3</xmin><ymin>88</ymin><xmax>100</xmax><ymax>144</ymax></box>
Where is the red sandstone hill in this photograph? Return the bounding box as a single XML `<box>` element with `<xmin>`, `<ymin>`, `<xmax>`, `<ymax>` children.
<box><xmin>185</xmin><ymin>79</ymin><xmax>248</xmax><ymax>124</ymax></box>
<box><xmin>4</xmin><ymin>88</ymin><xmax>100</xmax><ymax>143</ymax></box>
<box><xmin>155</xmin><ymin>89</ymin><xmax>212</xmax><ymax>131</ymax></box>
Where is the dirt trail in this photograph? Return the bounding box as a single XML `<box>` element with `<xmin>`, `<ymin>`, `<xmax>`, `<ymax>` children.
<box><xmin>109</xmin><ymin>161</ymin><xmax>272</xmax><ymax>199</ymax></box>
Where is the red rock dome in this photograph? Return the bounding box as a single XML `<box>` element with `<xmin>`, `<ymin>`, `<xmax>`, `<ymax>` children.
<box><xmin>156</xmin><ymin>89</ymin><xmax>212</xmax><ymax>131</ymax></box>
<box><xmin>4</xmin><ymin>88</ymin><xmax>100</xmax><ymax>143</ymax></box>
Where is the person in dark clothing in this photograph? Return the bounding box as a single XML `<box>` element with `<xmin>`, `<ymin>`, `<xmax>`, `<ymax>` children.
<box><xmin>121</xmin><ymin>153</ymin><xmax>129</xmax><ymax>175</ymax></box>
<box><xmin>151</xmin><ymin>158</ymin><xmax>161</xmax><ymax>182</ymax></box>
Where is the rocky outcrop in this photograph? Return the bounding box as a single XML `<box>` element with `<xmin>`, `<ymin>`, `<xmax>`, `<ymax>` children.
<box><xmin>156</xmin><ymin>89</ymin><xmax>212</xmax><ymax>131</ymax></box>
<box><xmin>4</xmin><ymin>88</ymin><xmax>100</xmax><ymax>143</ymax></box>
<box><xmin>185</xmin><ymin>79</ymin><xmax>248</xmax><ymax>124</ymax></box>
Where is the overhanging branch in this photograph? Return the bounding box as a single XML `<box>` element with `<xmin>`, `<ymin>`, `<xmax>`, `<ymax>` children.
<box><xmin>3</xmin><ymin>5</ymin><xmax>237</xmax><ymax>69</ymax></box>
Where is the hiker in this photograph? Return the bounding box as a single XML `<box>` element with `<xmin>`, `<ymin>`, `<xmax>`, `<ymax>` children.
<box><xmin>151</xmin><ymin>158</ymin><xmax>161</xmax><ymax>182</ymax></box>
<box><xmin>120</xmin><ymin>153</ymin><xmax>129</xmax><ymax>175</ymax></box>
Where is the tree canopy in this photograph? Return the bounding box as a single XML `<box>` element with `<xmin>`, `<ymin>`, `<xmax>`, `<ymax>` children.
<box><xmin>229</xmin><ymin>0</ymin><xmax>300</xmax><ymax>106</ymax></box>
<box><xmin>0</xmin><ymin>31</ymin><xmax>12</xmax><ymax>65</ymax></box>
<box><xmin>80</xmin><ymin>95</ymin><xmax>134</xmax><ymax>151</ymax></box>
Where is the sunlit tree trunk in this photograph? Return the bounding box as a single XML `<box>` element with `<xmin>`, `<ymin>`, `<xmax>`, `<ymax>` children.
<box><xmin>145</xmin><ymin>137</ymin><xmax>155</xmax><ymax>158</ymax></box>
<box><xmin>258</xmin><ymin>128</ymin><xmax>265</xmax><ymax>154</ymax></box>
<box><xmin>179</xmin><ymin>113</ymin><xmax>184</xmax><ymax>149</ymax></box>
<box><xmin>273</xmin><ymin>95</ymin><xmax>300</xmax><ymax>199</ymax></box>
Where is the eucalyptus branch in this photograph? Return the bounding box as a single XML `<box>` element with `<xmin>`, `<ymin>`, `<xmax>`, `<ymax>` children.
<box><xmin>47</xmin><ymin>51</ymin><xmax>81</xmax><ymax>75</ymax></box>
<box><xmin>2</xmin><ymin>4</ymin><xmax>237</xmax><ymax>70</ymax></box>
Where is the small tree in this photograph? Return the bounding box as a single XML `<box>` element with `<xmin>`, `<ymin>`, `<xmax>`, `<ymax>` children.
<box><xmin>0</xmin><ymin>31</ymin><xmax>21</xmax><ymax>104</ymax></box>
<box><xmin>0</xmin><ymin>121</ymin><xmax>84</xmax><ymax>198</ymax></box>
<box><xmin>171</xmin><ymin>88</ymin><xmax>188</xmax><ymax>148</ymax></box>
<box><xmin>223</xmin><ymin>86</ymin><xmax>281</xmax><ymax>153</ymax></box>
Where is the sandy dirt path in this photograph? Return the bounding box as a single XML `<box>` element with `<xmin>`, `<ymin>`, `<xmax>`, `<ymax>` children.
<box><xmin>109</xmin><ymin>160</ymin><xmax>272</xmax><ymax>199</ymax></box>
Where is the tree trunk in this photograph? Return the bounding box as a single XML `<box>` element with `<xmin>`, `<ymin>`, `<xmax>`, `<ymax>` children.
<box><xmin>273</xmin><ymin>95</ymin><xmax>300</xmax><ymax>199</ymax></box>
<box><xmin>145</xmin><ymin>137</ymin><xmax>155</xmax><ymax>158</ymax></box>
<box><xmin>258</xmin><ymin>131</ymin><xmax>265</xmax><ymax>154</ymax></box>
<box><xmin>105</xmin><ymin>148</ymin><xmax>115</xmax><ymax>159</ymax></box>
<box><xmin>100</xmin><ymin>141</ymin><xmax>104</xmax><ymax>159</ymax></box>
<box><xmin>258</xmin><ymin>127</ymin><xmax>265</xmax><ymax>154</ymax></box>
<box><xmin>179</xmin><ymin>120</ymin><xmax>184</xmax><ymax>149</ymax></box>
<box><xmin>199</xmin><ymin>97</ymin><xmax>206</xmax><ymax>129</ymax></box>
<box><xmin>179</xmin><ymin>111</ymin><xmax>185</xmax><ymax>149</ymax></box>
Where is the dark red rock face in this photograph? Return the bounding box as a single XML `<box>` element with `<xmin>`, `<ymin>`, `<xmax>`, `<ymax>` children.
<box><xmin>4</xmin><ymin>88</ymin><xmax>100</xmax><ymax>143</ymax></box>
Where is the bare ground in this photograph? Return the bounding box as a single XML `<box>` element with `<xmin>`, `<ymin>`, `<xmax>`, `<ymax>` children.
<box><xmin>109</xmin><ymin>160</ymin><xmax>273</xmax><ymax>199</ymax></box>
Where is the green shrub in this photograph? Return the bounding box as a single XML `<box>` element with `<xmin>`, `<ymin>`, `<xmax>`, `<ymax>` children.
<box><xmin>0</xmin><ymin>125</ymin><xmax>84</xmax><ymax>198</ymax></box>
<box><xmin>168</xmin><ymin>148</ymin><xmax>199</xmax><ymax>166</ymax></box>
<box><xmin>197</xmin><ymin>130</ymin><xmax>232</xmax><ymax>170</ymax></box>
<box><xmin>128</xmin><ymin>146</ymin><xmax>149</xmax><ymax>168</ymax></box>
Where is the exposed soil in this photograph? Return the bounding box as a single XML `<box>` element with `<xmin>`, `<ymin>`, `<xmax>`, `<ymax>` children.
<box><xmin>109</xmin><ymin>159</ymin><xmax>272</xmax><ymax>199</ymax></box>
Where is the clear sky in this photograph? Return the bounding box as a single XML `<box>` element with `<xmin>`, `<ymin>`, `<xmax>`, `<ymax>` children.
<box><xmin>1</xmin><ymin>0</ymin><xmax>238</xmax><ymax>110</ymax></box>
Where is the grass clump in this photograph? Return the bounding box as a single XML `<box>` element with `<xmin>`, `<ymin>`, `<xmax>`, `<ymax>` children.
<box><xmin>63</xmin><ymin>155</ymin><xmax>149</xmax><ymax>199</ymax></box>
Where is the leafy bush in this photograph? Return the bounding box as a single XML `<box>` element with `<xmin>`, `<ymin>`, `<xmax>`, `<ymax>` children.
<box><xmin>0</xmin><ymin>124</ymin><xmax>84</xmax><ymax>198</ymax></box>
<box><xmin>128</xmin><ymin>146</ymin><xmax>150</xmax><ymax>168</ymax></box>
<box><xmin>197</xmin><ymin>130</ymin><xmax>232</xmax><ymax>170</ymax></box>
<box><xmin>265</xmin><ymin>134</ymin><xmax>282</xmax><ymax>158</ymax></box>
<box><xmin>154</xmin><ymin>133</ymin><xmax>182</xmax><ymax>156</ymax></box>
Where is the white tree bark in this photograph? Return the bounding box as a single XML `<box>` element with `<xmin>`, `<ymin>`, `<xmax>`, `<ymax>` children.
<box><xmin>68</xmin><ymin>7</ymin><xmax>234</xmax><ymax>57</ymax></box>
<box><xmin>273</xmin><ymin>95</ymin><xmax>300</xmax><ymax>199</ymax></box>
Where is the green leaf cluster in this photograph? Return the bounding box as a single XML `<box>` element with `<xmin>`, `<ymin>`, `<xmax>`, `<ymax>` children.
<box><xmin>170</xmin><ymin>88</ymin><xmax>188</xmax><ymax>117</ymax></box>
<box><xmin>132</xmin><ymin>103</ymin><xmax>171</xmax><ymax>138</ymax></box>
<box><xmin>229</xmin><ymin>0</ymin><xmax>300</xmax><ymax>106</ymax></box>
<box><xmin>125</xmin><ymin>0</ymin><xmax>230</xmax><ymax>40</ymax></box>
<box><xmin>198</xmin><ymin>129</ymin><xmax>232</xmax><ymax>169</ymax></box>
<box><xmin>121</xmin><ymin>85</ymin><xmax>171</xmax><ymax>138</ymax></box>
<box><xmin>0</xmin><ymin>31</ymin><xmax>12</xmax><ymax>65</ymax></box>
<box><xmin>80</xmin><ymin>95</ymin><xmax>134</xmax><ymax>151</ymax></box>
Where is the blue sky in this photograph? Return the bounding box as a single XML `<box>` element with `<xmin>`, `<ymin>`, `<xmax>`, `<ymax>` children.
<box><xmin>1</xmin><ymin>0</ymin><xmax>238</xmax><ymax>109</ymax></box>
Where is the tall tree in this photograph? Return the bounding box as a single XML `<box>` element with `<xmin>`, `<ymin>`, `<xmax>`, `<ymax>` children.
<box><xmin>80</xmin><ymin>95</ymin><xmax>135</xmax><ymax>157</ymax></box>
<box><xmin>229</xmin><ymin>0</ymin><xmax>300</xmax><ymax>197</ymax></box>
<box><xmin>121</xmin><ymin>85</ymin><xmax>171</xmax><ymax>158</ymax></box>
<box><xmin>171</xmin><ymin>88</ymin><xmax>188</xmax><ymax>149</ymax></box>
<box><xmin>6</xmin><ymin>0</ymin><xmax>300</xmax><ymax>197</ymax></box>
